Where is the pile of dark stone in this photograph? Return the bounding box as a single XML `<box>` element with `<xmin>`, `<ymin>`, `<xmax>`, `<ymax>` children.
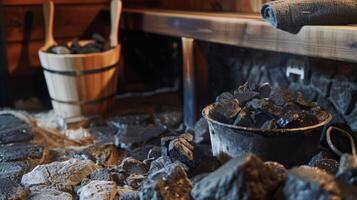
<box><xmin>47</xmin><ymin>33</ymin><xmax>111</xmax><ymax>55</ymax></box>
<box><xmin>210</xmin><ymin>82</ymin><xmax>328</xmax><ymax>129</ymax></box>
<box><xmin>1</xmin><ymin>111</ymin><xmax>356</xmax><ymax>200</ymax></box>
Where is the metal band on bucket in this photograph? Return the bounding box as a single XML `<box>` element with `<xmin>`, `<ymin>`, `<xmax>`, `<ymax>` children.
<box><xmin>51</xmin><ymin>93</ymin><xmax>116</xmax><ymax>105</ymax></box>
<box><xmin>42</xmin><ymin>64</ymin><xmax>117</xmax><ymax>76</ymax></box>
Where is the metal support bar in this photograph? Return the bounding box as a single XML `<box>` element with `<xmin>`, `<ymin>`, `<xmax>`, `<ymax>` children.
<box><xmin>182</xmin><ymin>37</ymin><xmax>196</xmax><ymax>129</ymax></box>
<box><xmin>0</xmin><ymin>3</ymin><xmax>10</xmax><ymax>106</ymax></box>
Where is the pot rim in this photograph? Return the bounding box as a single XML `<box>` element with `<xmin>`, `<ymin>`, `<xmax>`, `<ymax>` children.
<box><xmin>202</xmin><ymin>103</ymin><xmax>332</xmax><ymax>136</ymax></box>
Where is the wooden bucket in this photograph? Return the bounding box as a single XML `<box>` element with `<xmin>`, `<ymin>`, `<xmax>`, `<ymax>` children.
<box><xmin>39</xmin><ymin>0</ymin><xmax>122</xmax><ymax>118</ymax></box>
<box><xmin>39</xmin><ymin>43</ymin><xmax>120</xmax><ymax>118</ymax></box>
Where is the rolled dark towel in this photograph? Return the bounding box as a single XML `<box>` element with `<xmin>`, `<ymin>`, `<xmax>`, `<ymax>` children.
<box><xmin>261</xmin><ymin>0</ymin><xmax>357</xmax><ymax>34</ymax></box>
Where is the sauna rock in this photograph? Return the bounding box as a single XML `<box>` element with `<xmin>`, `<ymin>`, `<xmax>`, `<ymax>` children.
<box><xmin>0</xmin><ymin>114</ymin><xmax>32</xmax><ymax>144</ymax></box>
<box><xmin>210</xmin><ymin>82</ymin><xmax>324</xmax><ymax>129</ymax></box>
<box><xmin>281</xmin><ymin>166</ymin><xmax>341</xmax><ymax>200</ymax></box>
<box><xmin>193</xmin><ymin>117</ymin><xmax>210</xmax><ymax>144</ymax></box>
<box><xmin>140</xmin><ymin>162</ymin><xmax>192</xmax><ymax>200</ymax></box>
<box><xmin>0</xmin><ymin>178</ymin><xmax>29</xmax><ymax>200</ymax></box>
<box><xmin>336</xmin><ymin>154</ymin><xmax>357</xmax><ymax>186</ymax></box>
<box><xmin>21</xmin><ymin>159</ymin><xmax>99</xmax><ymax>192</ymax></box>
<box><xmin>77</xmin><ymin>180</ymin><xmax>118</xmax><ymax>200</ymax></box>
<box><xmin>28</xmin><ymin>188</ymin><xmax>73</xmax><ymax>200</ymax></box>
<box><xmin>90</xmin><ymin>168</ymin><xmax>114</xmax><ymax>182</ymax></box>
<box><xmin>191</xmin><ymin>154</ymin><xmax>282</xmax><ymax>200</ymax></box>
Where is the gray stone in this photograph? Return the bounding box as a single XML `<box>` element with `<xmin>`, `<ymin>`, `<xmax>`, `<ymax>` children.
<box><xmin>140</xmin><ymin>163</ymin><xmax>192</xmax><ymax>200</ymax></box>
<box><xmin>330</xmin><ymin>80</ymin><xmax>357</xmax><ymax>115</ymax></box>
<box><xmin>309</xmin><ymin>158</ymin><xmax>339</xmax><ymax>175</ymax></box>
<box><xmin>280</xmin><ymin>166</ymin><xmax>340</xmax><ymax>200</ymax></box>
<box><xmin>0</xmin><ymin>143</ymin><xmax>45</xmax><ymax>162</ymax></box>
<box><xmin>28</xmin><ymin>188</ymin><xmax>73</xmax><ymax>200</ymax></box>
<box><xmin>168</xmin><ymin>134</ymin><xmax>194</xmax><ymax>168</ymax></box>
<box><xmin>0</xmin><ymin>178</ymin><xmax>28</xmax><ymax>200</ymax></box>
<box><xmin>119</xmin><ymin>191</ymin><xmax>139</xmax><ymax>200</ymax></box>
<box><xmin>153</xmin><ymin>111</ymin><xmax>182</xmax><ymax>128</ymax></box>
<box><xmin>336</xmin><ymin>154</ymin><xmax>357</xmax><ymax>186</ymax></box>
<box><xmin>192</xmin><ymin>154</ymin><xmax>282</xmax><ymax>200</ymax></box>
<box><xmin>0</xmin><ymin>162</ymin><xmax>29</xmax><ymax>181</ymax></box>
<box><xmin>193</xmin><ymin>118</ymin><xmax>210</xmax><ymax>144</ymax></box>
<box><xmin>264</xmin><ymin>161</ymin><xmax>287</xmax><ymax>184</ymax></box>
<box><xmin>77</xmin><ymin>180</ymin><xmax>118</xmax><ymax>200</ymax></box>
<box><xmin>81</xmin><ymin>144</ymin><xmax>125</xmax><ymax>166</ymax></box>
<box><xmin>0</xmin><ymin>114</ymin><xmax>32</xmax><ymax>144</ymax></box>
<box><xmin>118</xmin><ymin>187</ymin><xmax>139</xmax><ymax>200</ymax></box>
<box><xmin>115</xmin><ymin>124</ymin><xmax>165</xmax><ymax>148</ymax></box>
<box><xmin>90</xmin><ymin>168</ymin><xmax>113</xmax><ymax>181</ymax></box>
<box><xmin>125</xmin><ymin>174</ymin><xmax>145</xmax><ymax>189</ymax></box>
<box><xmin>119</xmin><ymin>157</ymin><xmax>147</xmax><ymax>176</ymax></box>
<box><xmin>148</xmin><ymin>156</ymin><xmax>172</xmax><ymax>174</ymax></box>
<box><xmin>21</xmin><ymin>159</ymin><xmax>99</xmax><ymax>192</ymax></box>
<box><xmin>130</xmin><ymin>145</ymin><xmax>158</xmax><ymax>161</ymax></box>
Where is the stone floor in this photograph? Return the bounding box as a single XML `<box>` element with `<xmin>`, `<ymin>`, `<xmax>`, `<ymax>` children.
<box><xmin>0</xmin><ymin>94</ymin><xmax>356</xmax><ymax>200</ymax></box>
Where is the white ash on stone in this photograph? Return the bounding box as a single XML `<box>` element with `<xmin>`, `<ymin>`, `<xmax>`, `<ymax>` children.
<box><xmin>279</xmin><ymin>166</ymin><xmax>341</xmax><ymax>200</ymax></box>
<box><xmin>64</xmin><ymin>128</ymin><xmax>92</xmax><ymax>143</ymax></box>
<box><xmin>140</xmin><ymin>162</ymin><xmax>192</xmax><ymax>200</ymax></box>
<box><xmin>118</xmin><ymin>187</ymin><xmax>139</xmax><ymax>200</ymax></box>
<box><xmin>148</xmin><ymin>156</ymin><xmax>173</xmax><ymax>174</ymax></box>
<box><xmin>192</xmin><ymin>154</ymin><xmax>282</xmax><ymax>200</ymax></box>
<box><xmin>153</xmin><ymin>111</ymin><xmax>182</xmax><ymax>128</ymax></box>
<box><xmin>90</xmin><ymin>168</ymin><xmax>114</xmax><ymax>182</ymax></box>
<box><xmin>21</xmin><ymin>159</ymin><xmax>99</xmax><ymax>192</ymax></box>
<box><xmin>28</xmin><ymin>188</ymin><xmax>73</xmax><ymax>200</ymax></box>
<box><xmin>0</xmin><ymin>178</ymin><xmax>29</xmax><ymax>200</ymax></box>
<box><xmin>77</xmin><ymin>180</ymin><xmax>118</xmax><ymax>200</ymax></box>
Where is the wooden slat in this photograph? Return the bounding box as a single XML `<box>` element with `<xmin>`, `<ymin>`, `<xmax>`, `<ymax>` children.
<box><xmin>3</xmin><ymin>0</ymin><xmax>109</xmax><ymax>6</ymax></box>
<box><xmin>4</xmin><ymin>4</ymin><xmax>110</xmax><ymax>43</ymax></box>
<box><xmin>121</xmin><ymin>8</ymin><xmax>357</xmax><ymax>63</ymax></box>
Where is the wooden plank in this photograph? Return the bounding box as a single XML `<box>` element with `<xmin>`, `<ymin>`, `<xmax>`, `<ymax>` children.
<box><xmin>4</xmin><ymin>4</ymin><xmax>110</xmax><ymax>43</ymax></box>
<box><xmin>121</xmin><ymin>8</ymin><xmax>357</xmax><ymax>63</ymax></box>
<box><xmin>3</xmin><ymin>0</ymin><xmax>109</xmax><ymax>6</ymax></box>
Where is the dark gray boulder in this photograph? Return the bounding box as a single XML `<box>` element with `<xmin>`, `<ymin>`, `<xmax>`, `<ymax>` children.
<box><xmin>191</xmin><ymin>154</ymin><xmax>282</xmax><ymax>200</ymax></box>
<box><xmin>0</xmin><ymin>114</ymin><xmax>32</xmax><ymax>145</ymax></box>
<box><xmin>280</xmin><ymin>166</ymin><xmax>340</xmax><ymax>200</ymax></box>
<box><xmin>193</xmin><ymin>118</ymin><xmax>210</xmax><ymax>144</ymax></box>
<box><xmin>0</xmin><ymin>178</ymin><xmax>28</xmax><ymax>200</ymax></box>
<box><xmin>0</xmin><ymin>143</ymin><xmax>45</xmax><ymax>162</ymax></box>
<box><xmin>0</xmin><ymin>162</ymin><xmax>30</xmax><ymax>181</ymax></box>
<box><xmin>140</xmin><ymin>162</ymin><xmax>192</xmax><ymax>200</ymax></box>
<box><xmin>336</xmin><ymin>154</ymin><xmax>357</xmax><ymax>186</ymax></box>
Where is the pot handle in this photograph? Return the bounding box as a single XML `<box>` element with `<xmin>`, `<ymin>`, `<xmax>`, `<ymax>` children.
<box><xmin>326</xmin><ymin>126</ymin><xmax>356</xmax><ymax>157</ymax></box>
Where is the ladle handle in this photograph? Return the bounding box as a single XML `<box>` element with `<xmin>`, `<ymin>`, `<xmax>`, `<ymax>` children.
<box><xmin>109</xmin><ymin>0</ymin><xmax>122</xmax><ymax>47</ymax></box>
<box><xmin>326</xmin><ymin>126</ymin><xmax>356</xmax><ymax>157</ymax></box>
<box><xmin>43</xmin><ymin>0</ymin><xmax>56</xmax><ymax>49</ymax></box>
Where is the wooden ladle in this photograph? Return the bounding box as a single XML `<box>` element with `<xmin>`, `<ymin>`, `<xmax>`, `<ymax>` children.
<box><xmin>42</xmin><ymin>0</ymin><xmax>56</xmax><ymax>50</ymax></box>
<box><xmin>109</xmin><ymin>0</ymin><xmax>122</xmax><ymax>48</ymax></box>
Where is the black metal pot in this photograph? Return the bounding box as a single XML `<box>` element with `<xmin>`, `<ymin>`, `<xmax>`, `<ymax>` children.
<box><xmin>202</xmin><ymin>104</ymin><xmax>332</xmax><ymax>167</ymax></box>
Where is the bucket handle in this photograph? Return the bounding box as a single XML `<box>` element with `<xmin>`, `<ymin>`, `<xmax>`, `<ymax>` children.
<box><xmin>43</xmin><ymin>1</ymin><xmax>56</xmax><ymax>49</ymax></box>
<box><xmin>42</xmin><ymin>0</ymin><xmax>122</xmax><ymax>49</ymax></box>
<box><xmin>326</xmin><ymin>126</ymin><xmax>356</xmax><ymax>157</ymax></box>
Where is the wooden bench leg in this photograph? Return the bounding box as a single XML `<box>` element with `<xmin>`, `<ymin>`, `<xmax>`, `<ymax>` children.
<box><xmin>182</xmin><ymin>37</ymin><xmax>196</xmax><ymax>129</ymax></box>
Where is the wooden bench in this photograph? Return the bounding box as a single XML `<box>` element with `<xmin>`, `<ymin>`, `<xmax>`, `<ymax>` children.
<box><xmin>121</xmin><ymin>8</ymin><xmax>357</xmax><ymax>128</ymax></box>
